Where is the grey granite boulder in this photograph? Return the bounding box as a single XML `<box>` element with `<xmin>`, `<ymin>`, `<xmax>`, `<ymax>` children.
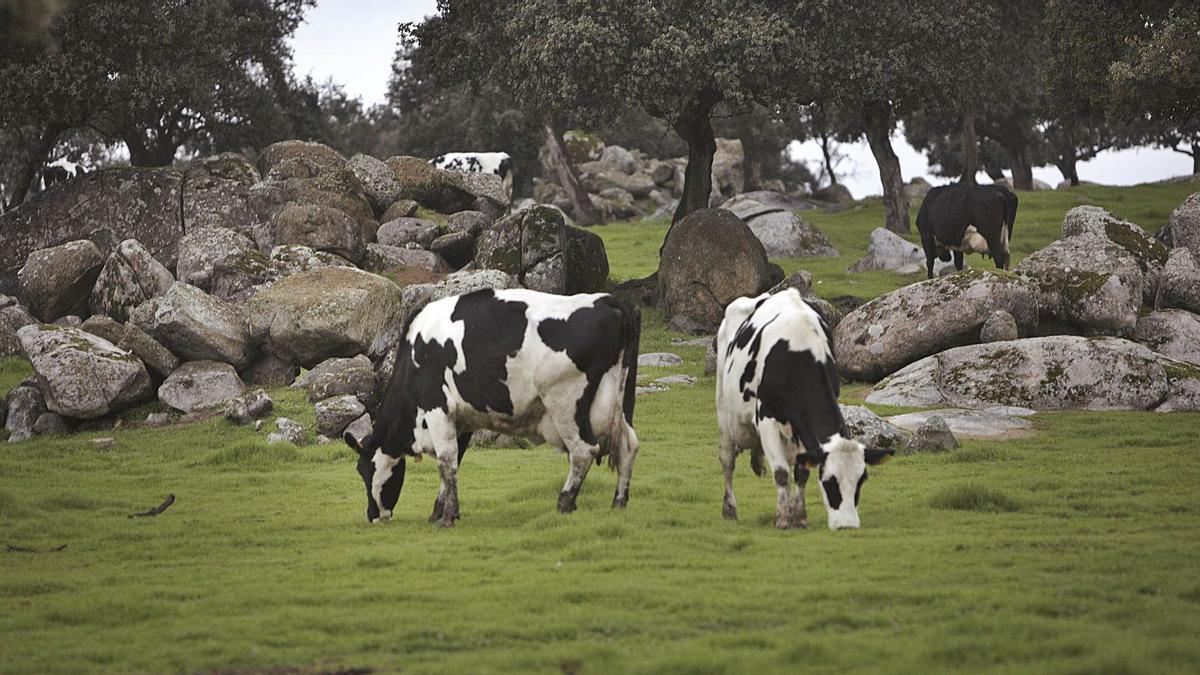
<box><xmin>885</xmin><ymin>407</ymin><xmax>1035</xmax><ymax>439</ymax></box>
<box><xmin>364</xmin><ymin>244</ymin><xmax>449</xmax><ymax>274</ymax></box>
<box><xmin>399</xmin><ymin>270</ymin><xmax>516</xmax><ymax>321</ymax></box>
<box><xmin>840</xmin><ymin>405</ymin><xmax>911</xmax><ymax>450</ymax></box>
<box><xmin>475</xmin><ymin>206</ymin><xmax>609</xmax><ymax>294</ymax></box>
<box><xmin>81</xmin><ymin>315</ymin><xmax>180</xmax><ymax>378</ymax></box>
<box><xmin>979</xmin><ymin>310</ymin><xmax>1020</xmax><ymax>343</ymax></box>
<box><xmin>181</xmin><ymin>153</ymin><xmax>261</xmax><ymax>239</ymax></box>
<box><xmin>17</xmin><ymin>324</ymin><xmax>152</xmax><ymax>419</ymax></box>
<box><xmin>89</xmin><ymin>239</ymin><xmax>175</xmax><ymax>322</ymax></box>
<box><xmin>377</xmin><ymin>218</ymin><xmax>443</xmax><ymax>249</ymax></box>
<box><xmin>293</xmin><ymin>354</ymin><xmax>379</xmax><ymax>407</ymax></box>
<box><xmin>1155</xmin><ymin>247</ymin><xmax>1200</xmax><ymax>314</ymax></box>
<box><xmin>134</xmin><ymin>282</ymin><xmax>252</xmax><ymax>369</ymax></box>
<box><xmin>1167</xmin><ymin>191</ymin><xmax>1200</xmax><ymax>260</ymax></box>
<box><xmin>348</xmin><ymin>153</ymin><xmax>405</xmax><ymax>215</ymax></box>
<box><xmin>18</xmin><ymin>240</ymin><xmax>105</xmax><ymax>321</ymax></box>
<box><xmin>248</xmin><ymin>267</ymin><xmax>404</xmax><ymax>367</ymax></box>
<box><xmin>5</xmin><ymin>382</ymin><xmax>46</xmax><ymax>443</ymax></box>
<box><xmin>1061</xmin><ymin>205</ymin><xmax>1168</xmax><ymax>302</ymax></box>
<box><xmin>867</xmin><ymin>336</ymin><xmax>1172</xmax><ymax>411</ymax></box>
<box><xmin>314</xmin><ymin>394</ymin><xmax>367</xmax><ymax>436</ymax></box>
<box><xmin>905</xmin><ymin>416</ymin><xmax>958</xmax><ymax>453</ymax></box>
<box><xmin>267</xmin><ymin>417</ymin><xmax>307</xmax><ymax>445</ymax></box>
<box><xmin>1</xmin><ymin>296</ymin><xmax>37</xmax><ymax>357</ymax></box>
<box><xmin>271</xmin><ymin>203</ymin><xmax>366</xmax><ymax>264</ymax></box>
<box><xmin>848</xmin><ymin>227</ymin><xmax>955</xmax><ymax>275</ymax></box>
<box><xmin>175</xmin><ymin>226</ymin><xmax>255</xmax><ymax>291</ymax></box>
<box><xmin>1134</xmin><ymin>309</ymin><xmax>1200</xmax><ymax>366</ymax></box>
<box><xmin>158</xmin><ymin>360</ymin><xmax>245</xmax><ymax>413</ymax></box>
<box><xmin>743</xmin><ymin>210</ymin><xmax>837</xmax><ymax>258</ymax></box>
<box><xmin>1015</xmin><ymin>231</ymin><xmax>1142</xmax><ymax>336</ymax></box>
<box><xmin>223</xmin><ymin>388</ymin><xmax>273</xmax><ymax>425</ymax></box>
<box><xmin>833</xmin><ymin>269</ymin><xmax>1039</xmax><ymax>381</ymax></box>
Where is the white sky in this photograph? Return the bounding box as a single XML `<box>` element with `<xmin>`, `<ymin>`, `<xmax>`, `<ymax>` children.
<box><xmin>289</xmin><ymin>0</ymin><xmax>1193</xmax><ymax>198</ymax></box>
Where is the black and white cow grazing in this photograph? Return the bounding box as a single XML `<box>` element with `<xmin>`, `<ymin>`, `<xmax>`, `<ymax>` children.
<box><xmin>716</xmin><ymin>289</ymin><xmax>893</xmax><ymax>530</ymax></box>
<box><xmin>916</xmin><ymin>183</ymin><xmax>1018</xmax><ymax>279</ymax></box>
<box><xmin>344</xmin><ymin>288</ymin><xmax>641</xmax><ymax>527</ymax></box>
<box><xmin>430</xmin><ymin>152</ymin><xmax>513</xmax><ymax>198</ymax></box>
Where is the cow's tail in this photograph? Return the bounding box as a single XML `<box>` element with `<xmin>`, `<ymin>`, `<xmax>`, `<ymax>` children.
<box><xmin>600</xmin><ymin>297</ymin><xmax>641</xmax><ymax>471</ymax></box>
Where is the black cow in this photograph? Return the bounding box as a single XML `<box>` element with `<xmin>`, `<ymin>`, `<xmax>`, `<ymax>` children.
<box><xmin>916</xmin><ymin>183</ymin><xmax>1018</xmax><ymax>279</ymax></box>
<box><xmin>344</xmin><ymin>288</ymin><xmax>641</xmax><ymax>527</ymax></box>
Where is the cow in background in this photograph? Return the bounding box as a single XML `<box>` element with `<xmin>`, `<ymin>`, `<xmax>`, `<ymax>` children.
<box><xmin>431</xmin><ymin>152</ymin><xmax>513</xmax><ymax>200</ymax></box>
<box><xmin>917</xmin><ymin>183</ymin><xmax>1018</xmax><ymax>278</ymax></box>
<box><xmin>38</xmin><ymin>157</ymin><xmax>89</xmax><ymax>193</ymax></box>
<box><xmin>716</xmin><ymin>289</ymin><xmax>893</xmax><ymax>530</ymax></box>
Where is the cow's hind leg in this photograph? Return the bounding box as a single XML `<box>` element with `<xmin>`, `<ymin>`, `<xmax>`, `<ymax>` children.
<box><xmin>953</xmin><ymin>250</ymin><xmax>964</xmax><ymax>271</ymax></box>
<box><xmin>558</xmin><ymin>444</ymin><xmax>595</xmax><ymax>513</ymax></box>
<box><xmin>720</xmin><ymin>436</ymin><xmax>739</xmax><ymax>520</ymax></box>
<box><xmin>611</xmin><ymin>421</ymin><xmax>639</xmax><ymax>508</ymax></box>
<box><xmin>429</xmin><ymin>432</ymin><xmax>472</xmax><ymax>522</ymax></box>
<box><xmin>791</xmin><ymin>461</ymin><xmax>811</xmax><ymax>529</ymax></box>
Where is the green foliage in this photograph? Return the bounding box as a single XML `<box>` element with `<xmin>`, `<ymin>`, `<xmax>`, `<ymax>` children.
<box><xmin>929</xmin><ymin>483</ymin><xmax>1021</xmax><ymax>512</ymax></box>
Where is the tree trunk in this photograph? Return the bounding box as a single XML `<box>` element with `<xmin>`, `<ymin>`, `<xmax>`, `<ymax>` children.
<box><xmin>960</xmin><ymin>105</ymin><xmax>979</xmax><ymax>186</ymax></box>
<box><xmin>820</xmin><ymin>134</ymin><xmax>838</xmax><ymax>186</ymax></box>
<box><xmin>125</xmin><ymin>134</ymin><xmax>178</xmax><ymax>167</ymax></box>
<box><xmin>1055</xmin><ymin>157</ymin><xmax>1080</xmax><ymax>187</ymax></box>
<box><xmin>542</xmin><ymin>120</ymin><xmax>602</xmax><ymax>227</ymax></box>
<box><xmin>1010</xmin><ymin>147</ymin><xmax>1034</xmax><ymax>191</ymax></box>
<box><xmin>737</xmin><ymin>115</ymin><xmax>762</xmax><ymax>192</ymax></box>
<box><xmin>669</xmin><ymin>88</ymin><xmax>722</xmax><ymax>229</ymax></box>
<box><xmin>8</xmin><ymin>125</ymin><xmax>63</xmax><ymax>209</ymax></box>
<box><xmin>1194</xmin><ymin>143</ymin><xmax>1199</xmax><ymax>175</ymax></box>
<box><xmin>864</xmin><ymin>104</ymin><xmax>910</xmax><ymax>234</ymax></box>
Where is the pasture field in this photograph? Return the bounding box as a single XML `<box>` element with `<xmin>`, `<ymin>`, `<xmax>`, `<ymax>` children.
<box><xmin>2</xmin><ymin>183</ymin><xmax>1200</xmax><ymax>674</ymax></box>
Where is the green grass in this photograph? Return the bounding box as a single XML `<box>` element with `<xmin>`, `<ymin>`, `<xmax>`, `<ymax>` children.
<box><xmin>3</xmin><ymin>182</ymin><xmax>1200</xmax><ymax>673</ymax></box>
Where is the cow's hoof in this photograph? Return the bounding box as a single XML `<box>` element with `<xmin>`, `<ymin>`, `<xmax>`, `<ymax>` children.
<box><xmin>611</xmin><ymin>494</ymin><xmax>628</xmax><ymax>509</ymax></box>
<box><xmin>427</xmin><ymin>502</ymin><xmax>444</xmax><ymax>523</ymax></box>
<box><xmin>437</xmin><ymin>517</ymin><xmax>455</xmax><ymax>529</ymax></box>
<box><xmin>790</xmin><ymin>512</ymin><xmax>809</xmax><ymax>529</ymax></box>
<box><xmin>557</xmin><ymin>492</ymin><xmax>578</xmax><ymax>514</ymax></box>
<box><xmin>722</xmin><ymin>502</ymin><xmax>738</xmax><ymax>521</ymax></box>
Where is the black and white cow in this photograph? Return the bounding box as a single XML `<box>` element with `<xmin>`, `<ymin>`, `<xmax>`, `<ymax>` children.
<box><xmin>716</xmin><ymin>289</ymin><xmax>893</xmax><ymax>530</ymax></box>
<box><xmin>431</xmin><ymin>151</ymin><xmax>513</xmax><ymax>199</ymax></box>
<box><xmin>39</xmin><ymin>158</ymin><xmax>88</xmax><ymax>192</ymax></box>
<box><xmin>916</xmin><ymin>183</ymin><xmax>1018</xmax><ymax>279</ymax></box>
<box><xmin>344</xmin><ymin>288</ymin><xmax>641</xmax><ymax>527</ymax></box>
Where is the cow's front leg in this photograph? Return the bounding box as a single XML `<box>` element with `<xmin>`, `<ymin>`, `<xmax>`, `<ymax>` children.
<box><xmin>759</xmin><ymin>423</ymin><xmax>796</xmax><ymax>530</ymax></box>
<box><xmin>719</xmin><ymin>437</ymin><xmax>739</xmax><ymax>521</ymax></box>
<box><xmin>436</xmin><ymin>457</ymin><xmax>458</xmax><ymax>528</ymax></box>
<box><xmin>611</xmin><ymin>422</ymin><xmax>638</xmax><ymax>509</ymax></box>
<box><xmin>428</xmin><ymin>479</ymin><xmax>447</xmax><ymax>523</ymax></box>
<box><xmin>558</xmin><ymin>446</ymin><xmax>595</xmax><ymax>514</ymax></box>
<box><xmin>791</xmin><ymin>463</ymin><xmax>811</xmax><ymax>529</ymax></box>
<box><xmin>953</xmin><ymin>250</ymin><xmax>964</xmax><ymax>271</ymax></box>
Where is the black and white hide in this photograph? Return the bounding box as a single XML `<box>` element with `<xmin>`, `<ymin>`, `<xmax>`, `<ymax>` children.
<box><xmin>38</xmin><ymin>158</ymin><xmax>88</xmax><ymax>193</ymax></box>
<box><xmin>430</xmin><ymin>151</ymin><xmax>513</xmax><ymax>200</ymax></box>
<box><xmin>345</xmin><ymin>288</ymin><xmax>641</xmax><ymax>527</ymax></box>
<box><xmin>916</xmin><ymin>183</ymin><xmax>1018</xmax><ymax>279</ymax></box>
<box><xmin>716</xmin><ymin>289</ymin><xmax>893</xmax><ymax>530</ymax></box>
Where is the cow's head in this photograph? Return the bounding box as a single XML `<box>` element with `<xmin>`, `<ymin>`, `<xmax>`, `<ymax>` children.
<box><xmin>344</xmin><ymin>431</ymin><xmax>407</xmax><ymax>523</ymax></box>
<box><xmin>800</xmin><ymin>436</ymin><xmax>893</xmax><ymax>530</ymax></box>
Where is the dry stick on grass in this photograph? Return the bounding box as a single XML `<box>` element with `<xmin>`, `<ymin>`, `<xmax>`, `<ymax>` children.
<box><xmin>128</xmin><ymin>493</ymin><xmax>176</xmax><ymax>519</ymax></box>
<box><xmin>4</xmin><ymin>544</ymin><xmax>67</xmax><ymax>553</ymax></box>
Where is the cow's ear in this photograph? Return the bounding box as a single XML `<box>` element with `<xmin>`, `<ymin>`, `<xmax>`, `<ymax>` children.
<box><xmin>343</xmin><ymin>432</ymin><xmax>364</xmax><ymax>455</ymax></box>
<box><xmin>798</xmin><ymin>452</ymin><xmax>824</xmax><ymax>469</ymax></box>
<box><xmin>864</xmin><ymin>448</ymin><xmax>895</xmax><ymax>466</ymax></box>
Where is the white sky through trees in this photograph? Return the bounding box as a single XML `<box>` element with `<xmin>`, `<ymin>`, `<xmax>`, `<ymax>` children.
<box><xmin>289</xmin><ymin>0</ymin><xmax>1193</xmax><ymax>199</ymax></box>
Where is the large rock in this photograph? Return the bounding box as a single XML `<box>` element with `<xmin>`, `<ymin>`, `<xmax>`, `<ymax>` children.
<box><xmin>429</xmin><ymin>232</ymin><xmax>476</xmax><ymax>270</ymax></box>
<box><xmin>181</xmin><ymin>153</ymin><xmax>261</xmax><ymax>238</ymax></box>
<box><xmin>742</xmin><ymin>210</ymin><xmax>837</xmax><ymax>258</ymax></box>
<box><xmin>580</xmin><ymin>167</ymin><xmax>656</xmax><ymax>199</ymax></box>
<box><xmin>223</xmin><ymin>388</ymin><xmax>273</xmax><ymax>425</ymax></box>
<box><xmin>659</xmin><ymin>208</ymin><xmax>774</xmax><ymax>334</ymax></box>
<box><xmin>834</xmin><ymin>269</ymin><xmax>1039</xmax><ymax>381</ymax></box>
<box><xmin>207</xmin><ymin>245</ymin><xmax>353</xmax><ymax>302</ymax></box>
<box><xmin>377</xmin><ymin>218</ymin><xmax>444</xmax><ymax>249</ymax></box>
<box><xmin>848</xmin><ymin>227</ymin><xmax>953</xmax><ymax>275</ymax></box>
<box><xmin>134</xmin><ymin>282</ymin><xmax>252</xmax><ymax>369</ymax></box>
<box><xmin>475</xmin><ymin>206</ymin><xmax>609</xmax><ymax>294</ymax></box>
<box><xmin>386</xmin><ymin>155</ymin><xmax>476</xmax><ymax>214</ymax></box>
<box><xmin>905</xmin><ymin>415</ymin><xmax>958</xmax><ymax>453</ymax></box>
<box><xmin>1157</xmin><ymin>358</ymin><xmax>1200</xmax><ymax>413</ymax></box>
<box><xmin>18</xmin><ymin>240</ymin><xmax>105</xmax><ymax>321</ymax></box>
<box><xmin>176</xmin><ymin>226</ymin><xmax>255</xmax><ymax>291</ymax></box>
<box><xmin>446</xmin><ymin>210</ymin><xmax>492</xmax><ymax>237</ymax></box>
<box><xmin>1014</xmin><ymin>232</ymin><xmax>1142</xmax><ymax>337</ymax></box>
<box><xmin>718</xmin><ymin>191</ymin><xmax>816</xmax><ymax>219</ymax></box>
<box><xmin>294</xmin><ymin>354</ymin><xmax>379</xmax><ymax>407</ymax></box>
<box><xmin>1167</xmin><ymin>192</ymin><xmax>1200</xmax><ymax>259</ymax></box>
<box><xmin>867</xmin><ymin>336</ymin><xmax>1171</xmax><ymax>411</ymax></box>
<box><xmin>158</xmin><ymin>361</ymin><xmax>245</xmax><ymax>413</ymax></box>
<box><xmin>364</xmin><ymin>244</ymin><xmax>449</xmax><ymax>275</ymax></box>
<box><xmin>840</xmin><ymin>405</ymin><xmax>911</xmax><ymax>451</ymax></box>
<box><xmin>5</xmin><ymin>381</ymin><xmax>46</xmax><ymax>443</ymax></box>
<box><xmin>248</xmin><ymin>267</ymin><xmax>404</xmax><ymax>367</ymax></box>
<box><xmin>600</xmin><ymin>145</ymin><xmax>638</xmax><ymax>174</ymax></box>
<box><xmin>17</xmin><ymin>324</ymin><xmax>153</xmax><ymax>419</ymax></box>
<box><xmin>348</xmin><ymin>153</ymin><xmax>405</xmax><ymax>215</ymax></box>
<box><xmin>1133</xmin><ymin>309</ymin><xmax>1200</xmax><ymax>366</ymax></box>
<box><xmin>885</xmin><ymin>407</ymin><xmax>1035</xmax><ymax>440</ymax></box>
<box><xmin>1155</xmin><ymin>247</ymin><xmax>1200</xmax><ymax>314</ymax></box>
<box><xmin>1062</xmin><ymin>205</ymin><xmax>1168</xmax><ymax>302</ymax></box>
<box><xmin>0</xmin><ymin>167</ymin><xmax>183</xmax><ymax>295</ymax></box>
<box><xmin>271</xmin><ymin>204</ymin><xmax>365</xmax><ymax>263</ymax></box>
<box><xmin>246</xmin><ymin>171</ymin><xmax>376</xmax><ymax>252</ymax></box>
<box><xmin>257</xmin><ymin>140</ymin><xmax>347</xmax><ymax>179</ymax></box>
<box><xmin>314</xmin><ymin>394</ymin><xmax>367</xmax><ymax>436</ymax></box>
<box><xmin>89</xmin><ymin>239</ymin><xmax>175</xmax><ymax>322</ymax></box>
<box><xmin>399</xmin><ymin>269</ymin><xmax>516</xmax><ymax>321</ymax></box>
<box><xmin>1</xmin><ymin>297</ymin><xmax>38</xmax><ymax>357</ymax></box>
<box><xmin>242</xmin><ymin>352</ymin><xmax>300</xmax><ymax>387</ymax></box>
<box><xmin>455</xmin><ymin>172</ymin><xmax>510</xmax><ymax>219</ymax></box>
<box><xmin>81</xmin><ymin>315</ymin><xmax>180</xmax><ymax>378</ymax></box>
